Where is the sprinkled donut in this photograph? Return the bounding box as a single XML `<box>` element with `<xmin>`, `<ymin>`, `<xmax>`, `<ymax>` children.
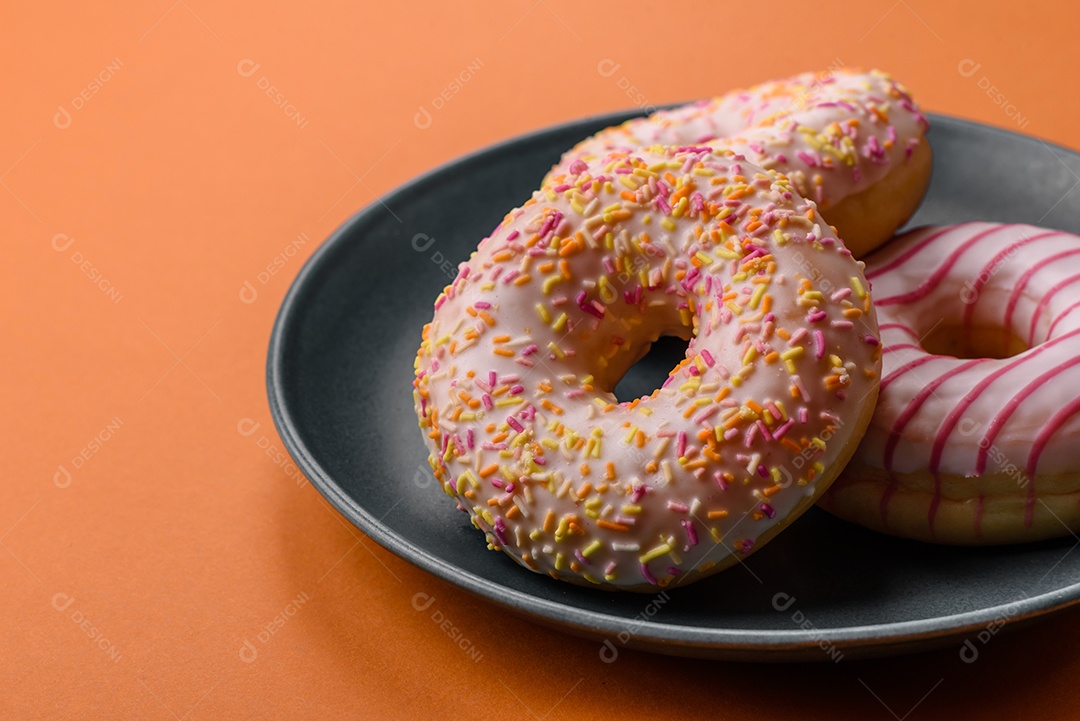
<box><xmin>821</xmin><ymin>223</ymin><xmax>1080</xmax><ymax>544</ymax></box>
<box><xmin>546</xmin><ymin>68</ymin><xmax>931</xmax><ymax>258</ymax></box>
<box><xmin>413</xmin><ymin>146</ymin><xmax>882</xmax><ymax>591</ymax></box>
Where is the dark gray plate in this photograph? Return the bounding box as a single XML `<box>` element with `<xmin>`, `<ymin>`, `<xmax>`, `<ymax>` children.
<box><xmin>267</xmin><ymin>112</ymin><xmax>1080</xmax><ymax>661</ymax></box>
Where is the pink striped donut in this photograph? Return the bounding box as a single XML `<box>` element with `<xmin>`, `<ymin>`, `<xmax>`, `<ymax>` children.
<box><xmin>821</xmin><ymin>222</ymin><xmax>1080</xmax><ymax>544</ymax></box>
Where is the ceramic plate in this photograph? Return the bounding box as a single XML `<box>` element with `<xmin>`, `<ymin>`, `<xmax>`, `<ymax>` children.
<box><xmin>267</xmin><ymin>112</ymin><xmax>1080</xmax><ymax>661</ymax></box>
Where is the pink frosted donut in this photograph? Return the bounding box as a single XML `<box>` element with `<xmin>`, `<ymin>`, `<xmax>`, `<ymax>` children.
<box><xmin>546</xmin><ymin>68</ymin><xmax>931</xmax><ymax>258</ymax></box>
<box><xmin>821</xmin><ymin>223</ymin><xmax>1080</xmax><ymax>544</ymax></box>
<box><xmin>413</xmin><ymin>146</ymin><xmax>882</xmax><ymax>591</ymax></box>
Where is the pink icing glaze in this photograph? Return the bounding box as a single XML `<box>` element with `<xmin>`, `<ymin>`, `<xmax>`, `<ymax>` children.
<box><xmin>843</xmin><ymin>222</ymin><xmax>1080</xmax><ymax>536</ymax></box>
<box><xmin>546</xmin><ymin>68</ymin><xmax>929</xmax><ymax>214</ymax></box>
<box><xmin>413</xmin><ymin>147</ymin><xmax>881</xmax><ymax>590</ymax></box>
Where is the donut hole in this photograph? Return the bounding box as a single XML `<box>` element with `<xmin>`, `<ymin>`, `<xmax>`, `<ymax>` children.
<box><xmin>921</xmin><ymin>323</ymin><xmax>1029</xmax><ymax>359</ymax></box>
<box><xmin>612</xmin><ymin>335</ymin><xmax>691</xmax><ymax>402</ymax></box>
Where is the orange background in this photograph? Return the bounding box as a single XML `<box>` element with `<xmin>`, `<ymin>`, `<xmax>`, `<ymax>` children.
<box><xmin>4</xmin><ymin>1</ymin><xmax>1079</xmax><ymax>718</ymax></box>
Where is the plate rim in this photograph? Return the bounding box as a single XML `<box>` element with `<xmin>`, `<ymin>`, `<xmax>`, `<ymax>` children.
<box><xmin>266</xmin><ymin>111</ymin><xmax>1080</xmax><ymax>655</ymax></box>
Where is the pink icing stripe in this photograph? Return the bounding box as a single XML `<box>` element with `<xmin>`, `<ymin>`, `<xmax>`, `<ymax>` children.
<box><xmin>1022</xmin><ymin>395</ymin><xmax>1080</xmax><ymax>527</ymax></box>
<box><xmin>878</xmin><ymin>322</ymin><xmax>920</xmax><ymax>340</ymax></box>
<box><xmin>878</xmin><ymin>482</ymin><xmax>897</xmax><ymax>530</ymax></box>
<box><xmin>1027</xmin><ymin>273</ymin><xmax>1080</xmax><ymax>345</ymax></box>
<box><xmin>1026</xmin><ymin>394</ymin><xmax>1080</xmax><ymax>498</ymax></box>
<box><xmin>1002</xmin><ymin>248</ymin><xmax>1080</xmax><ymax>340</ymax></box>
<box><xmin>976</xmin><ymin>353</ymin><xmax>1080</xmax><ymax>474</ymax></box>
<box><xmin>961</xmin><ymin>231</ymin><xmax>1061</xmax><ymax>326</ymax></box>
<box><xmin>1046</xmin><ymin>298</ymin><xmax>1080</xmax><ymax>339</ymax></box>
<box><xmin>883</xmin><ymin>359</ymin><xmax>991</xmax><ymax>475</ymax></box>
<box><xmin>928</xmin><ymin>327</ymin><xmax>1080</xmax><ymax>476</ymax></box>
<box><xmin>875</xmin><ymin>225</ymin><xmax>1005</xmax><ymax>307</ymax></box>
<box><xmin>865</xmin><ymin>225</ymin><xmax>968</xmax><ymax>281</ymax></box>
<box><xmin>927</xmin><ymin>474</ymin><xmax>944</xmax><ymax>535</ymax></box>
<box><xmin>880</xmin><ymin>354</ymin><xmax>939</xmax><ymax>391</ymax></box>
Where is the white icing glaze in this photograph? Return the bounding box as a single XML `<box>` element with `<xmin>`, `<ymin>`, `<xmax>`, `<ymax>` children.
<box><xmin>413</xmin><ymin>146</ymin><xmax>881</xmax><ymax>590</ymax></box>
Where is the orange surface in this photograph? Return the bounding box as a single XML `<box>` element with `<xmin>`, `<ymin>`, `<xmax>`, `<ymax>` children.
<box><xmin>4</xmin><ymin>1</ymin><xmax>1080</xmax><ymax>718</ymax></box>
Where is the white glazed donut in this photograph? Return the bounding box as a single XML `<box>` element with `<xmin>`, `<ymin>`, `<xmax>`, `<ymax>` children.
<box><xmin>546</xmin><ymin>68</ymin><xmax>931</xmax><ymax>258</ymax></box>
<box><xmin>821</xmin><ymin>222</ymin><xmax>1080</xmax><ymax>544</ymax></box>
<box><xmin>413</xmin><ymin>146</ymin><xmax>882</xmax><ymax>591</ymax></box>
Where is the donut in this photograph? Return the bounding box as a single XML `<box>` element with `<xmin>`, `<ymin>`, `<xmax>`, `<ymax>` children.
<box><xmin>412</xmin><ymin>146</ymin><xmax>882</xmax><ymax>591</ymax></box>
<box><xmin>546</xmin><ymin>68</ymin><xmax>931</xmax><ymax>259</ymax></box>
<box><xmin>820</xmin><ymin>222</ymin><xmax>1080</xmax><ymax>544</ymax></box>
